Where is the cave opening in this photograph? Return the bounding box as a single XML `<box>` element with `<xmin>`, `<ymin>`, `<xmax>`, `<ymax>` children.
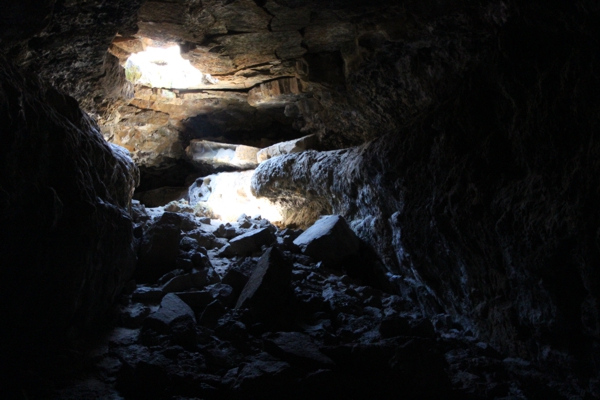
<box><xmin>2</xmin><ymin>0</ymin><xmax>600</xmax><ymax>399</ymax></box>
<box><xmin>125</xmin><ymin>44</ymin><xmax>219</xmax><ymax>89</ymax></box>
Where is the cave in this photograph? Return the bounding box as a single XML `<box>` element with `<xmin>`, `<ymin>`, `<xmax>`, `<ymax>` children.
<box><xmin>1</xmin><ymin>0</ymin><xmax>600</xmax><ymax>398</ymax></box>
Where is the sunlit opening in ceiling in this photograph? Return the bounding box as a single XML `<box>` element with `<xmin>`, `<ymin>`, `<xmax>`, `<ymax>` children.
<box><xmin>125</xmin><ymin>45</ymin><xmax>218</xmax><ymax>89</ymax></box>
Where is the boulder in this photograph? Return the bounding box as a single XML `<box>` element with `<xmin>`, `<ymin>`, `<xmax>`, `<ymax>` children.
<box><xmin>161</xmin><ymin>269</ymin><xmax>218</xmax><ymax>293</ymax></box>
<box><xmin>219</xmin><ymin>228</ymin><xmax>276</xmax><ymax>257</ymax></box>
<box><xmin>198</xmin><ymin>300</ymin><xmax>227</xmax><ymax>329</ymax></box>
<box><xmin>188</xmin><ymin>171</ymin><xmax>283</xmax><ymax>224</ymax></box>
<box><xmin>173</xmin><ymin>291</ymin><xmax>213</xmax><ymax>311</ymax></box>
<box><xmin>132</xmin><ymin>286</ymin><xmax>164</xmax><ymax>304</ymax></box>
<box><xmin>186</xmin><ymin>140</ymin><xmax>259</xmax><ymax>170</ymax></box>
<box><xmin>0</xmin><ymin>57</ymin><xmax>138</xmax><ymax>358</ymax></box>
<box><xmin>257</xmin><ymin>134</ymin><xmax>318</xmax><ymax>163</ymax></box>
<box><xmin>136</xmin><ymin>212</ymin><xmax>188</xmax><ymax>283</ymax></box>
<box><xmin>235</xmin><ymin>247</ymin><xmax>293</xmax><ymax>310</ymax></box>
<box><xmin>293</xmin><ymin>215</ymin><xmax>360</xmax><ymax>265</ymax></box>
<box><xmin>144</xmin><ymin>293</ymin><xmax>196</xmax><ymax>333</ymax></box>
<box><xmin>263</xmin><ymin>331</ymin><xmax>335</xmax><ymax>368</ymax></box>
<box><xmin>222</xmin><ymin>258</ymin><xmax>257</xmax><ymax>295</ymax></box>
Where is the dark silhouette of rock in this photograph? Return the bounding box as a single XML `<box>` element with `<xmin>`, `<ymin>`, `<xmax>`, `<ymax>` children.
<box><xmin>144</xmin><ymin>293</ymin><xmax>196</xmax><ymax>333</ymax></box>
<box><xmin>219</xmin><ymin>227</ymin><xmax>276</xmax><ymax>257</ymax></box>
<box><xmin>0</xmin><ymin>56</ymin><xmax>138</xmax><ymax>364</ymax></box>
<box><xmin>293</xmin><ymin>215</ymin><xmax>360</xmax><ymax>265</ymax></box>
<box><xmin>235</xmin><ymin>247</ymin><xmax>293</xmax><ymax>312</ymax></box>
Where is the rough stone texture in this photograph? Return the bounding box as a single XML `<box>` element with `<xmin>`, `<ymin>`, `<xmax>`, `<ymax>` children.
<box><xmin>186</xmin><ymin>140</ymin><xmax>259</xmax><ymax>170</ymax></box>
<box><xmin>257</xmin><ymin>134</ymin><xmax>318</xmax><ymax>163</ymax></box>
<box><xmin>263</xmin><ymin>331</ymin><xmax>335</xmax><ymax>368</ymax></box>
<box><xmin>0</xmin><ymin>56</ymin><xmax>138</xmax><ymax>360</ymax></box>
<box><xmin>144</xmin><ymin>293</ymin><xmax>196</xmax><ymax>333</ymax></box>
<box><xmin>253</xmin><ymin>0</ymin><xmax>600</xmax><ymax>387</ymax></box>
<box><xmin>2</xmin><ymin>0</ymin><xmax>143</xmax><ymax>112</ymax></box>
<box><xmin>235</xmin><ymin>247</ymin><xmax>292</xmax><ymax>310</ymax></box>
<box><xmin>293</xmin><ymin>215</ymin><xmax>360</xmax><ymax>265</ymax></box>
<box><xmin>136</xmin><ymin>212</ymin><xmax>187</xmax><ymax>283</ymax></box>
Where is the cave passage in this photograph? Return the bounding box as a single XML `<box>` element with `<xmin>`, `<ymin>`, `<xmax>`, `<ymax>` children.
<box><xmin>1</xmin><ymin>0</ymin><xmax>600</xmax><ymax>399</ymax></box>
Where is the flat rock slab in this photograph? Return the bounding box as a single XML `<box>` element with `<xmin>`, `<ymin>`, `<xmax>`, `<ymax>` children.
<box><xmin>257</xmin><ymin>134</ymin><xmax>317</xmax><ymax>163</ymax></box>
<box><xmin>293</xmin><ymin>215</ymin><xmax>360</xmax><ymax>264</ymax></box>
<box><xmin>263</xmin><ymin>331</ymin><xmax>335</xmax><ymax>368</ymax></box>
<box><xmin>132</xmin><ymin>286</ymin><xmax>164</xmax><ymax>304</ymax></box>
<box><xmin>144</xmin><ymin>293</ymin><xmax>196</xmax><ymax>332</ymax></box>
<box><xmin>235</xmin><ymin>247</ymin><xmax>292</xmax><ymax>309</ymax></box>
<box><xmin>162</xmin><ymin>269</ymin><xmax>217</xmax><ymax>293</ymax></box>
<box><xmin>186</xmin><ymin>140</ymin><xmax>259</xmax><ymax>170</ymax></box>
<box><xmin>220</xmin><ymin>228</ymin><xmax>276</xmax><ymax>257</ymax></box>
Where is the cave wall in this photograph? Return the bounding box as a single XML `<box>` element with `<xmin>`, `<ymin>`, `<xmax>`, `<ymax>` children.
<box><xmin>1</xmin><ymin>0</ymin><xmax>142</xmax><ymax>111</ymax></box>
<box><xmin>0</xmin><ymin>55</ymin><xmax>138</xmax><ymax>364</ymax></box>
<box><xmin>1</xmin><ymin>0</ymin><xmax>600</xmax><ymax>391</ymax></box>
<box><xmin>253</xmin><ymin>0</ymin><xmax>600</xmax><ymax>384</ymax></box>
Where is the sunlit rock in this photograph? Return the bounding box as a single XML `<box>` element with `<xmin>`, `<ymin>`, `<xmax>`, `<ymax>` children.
<box><xmin>257</xmin><ymin>134</ymin><xmax>318</xmax><ymax>162</ymax></box>
<box><xmin>293</xmin><ymin>215</ymin><xmax>361</xmax><ymax>265</ymax></box>
<box><xmin>248</xmin><ymin>77</ymin><xmax>307</xmax><ymax>107</ymax></box>
<box><xmin>186</xmin><ymin>140</ymin><xmax>259</xmax><ymax>170</ymax></box>
<box><xmin>235</xmin><ymin>247</ymin><xmax>293</xmax><ymax>310</ymax></box>
<box><xmin>219</xmin><ymin>227</ymin><xmax>277</xmax><ymax>257</ymax></box>
<box><xmin>144</xmin><ymin>293</ymin><xmax>196</xmax><ymax>333</ymax></box>
<box><xmin>188</xmin><ymin>171</ymin><xmax>283</xmax><ymax>224</ymax></box>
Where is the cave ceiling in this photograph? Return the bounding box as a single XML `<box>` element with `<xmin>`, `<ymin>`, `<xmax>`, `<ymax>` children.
<box><xmin>2</xmin><ymin>0</ymin><xmax>417</xmax><ymax>175</ymax></box>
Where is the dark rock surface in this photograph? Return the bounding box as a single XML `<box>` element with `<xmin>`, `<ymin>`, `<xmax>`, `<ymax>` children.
<box><xmin>251</xmin><ymin>1</ymin><xmax>600</xmax><ymax>392</ymax></box>
<box><xmin>0</xmin><ymin>55</ymin><xmax>138</xmax><ymax>384</ymax></box>
<box><xmin>235</xmin><ymin>246</ymin><xmax>293</xmax><ymax>313</ymax></box>
<box><xmin>293</xmin><ymin>214</ymin><xmax>360</xmax><ymax>265</ymax></box>
<box><xmin>26</xmin><ymin>207</ymin><xmax>578</xmax><ymax>399</ymax></box>
<box><xmin>1</xmin><ymin>0</ymin><xmax>143</xmax><ymax>111</ymax></box>
<box><xmin>2</xmin><ymin>0</ymin><xmax>600</xmax><ymax>399</ymax></box>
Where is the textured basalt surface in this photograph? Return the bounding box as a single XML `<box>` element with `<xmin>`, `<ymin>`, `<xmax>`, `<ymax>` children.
<box><xmin>253</xmin><ymin>1</ymin><xmax>600</xmax><ymax>391</ymax></box>
<box><xmin>0</xmin><ymin>56</ymin><xmax>138</xmax><ymax>371</ymax></box>
<box><xmin>2</xmin><ymin>0</ymin><xmax>600</xmax><ymax>398</ymax></box>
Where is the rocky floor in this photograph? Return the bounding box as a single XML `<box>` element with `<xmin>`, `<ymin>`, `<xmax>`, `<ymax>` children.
<box><xmin>28</xmin><ymin>203</ymin><xmax>580</xmax><ymax>400</ymax></box>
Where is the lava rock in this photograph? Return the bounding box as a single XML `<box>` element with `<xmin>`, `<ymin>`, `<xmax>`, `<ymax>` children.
<box><xmin>263</xmin><ymin>331</ymin><xmax>335</xmax><ymax>369</ymax></box>
<box><xmin>118</xmin><ymin>303</ymin><xmax>151</xmax><ymax>329</ymax></box>
<box><xmin>173</xmin><ymin>290</ymin><xmax>213</xmax><ymax>311</ymax></box>
<box><xmin>235</xmin><ymin>247</ymin><xmax>293</xmax><ymax>312</ymax></box>
<box><xmin>222</xmin><ymin>258</ymin><xmax>256</xmax><ymax>295</ymax></box>
<box><xmin>132</xmin><ymin>286</ymin><xmax>164</xmax><ymax>304</ymax></box>
<box><xmin>228</xmin><ymin>353</ymin><xmax>293</xmax><ymax>396</ymax></box>
<box><xmin>219</xmin><ymin>227</ymin><xmax>276</xmax><ymax>257</ymax></box>
<box><xmin>198</xmin><ymin>299</ymin><xmax>227</xmax><ymax>329</ymax></box>
<box><xmin>161</xmin><ymin>269</ymin><xmax>218</xmax><ymax>293</ymax></box>
<box><xmin>206</xmin><ymin>283</ymin><xmax>236</xmax><ymax>308</ymax></box>
<box><xmin>136</xmin><ymin>212</ymin><xmax>186</xmax><ymax>283</ymax></box>
<box><xmin>144</xmin><ymin>293</ymin><xmax>196</xmax><ymax>333</ymax></box>
<box><xmin>257</xmin><ymin>134</ymin><xmax>318</xmax><ymax>162</ymax></box>
<box><xmin>293</xmin><ymin>215</ymin><xmax>360</xmax><ymax>266</ymax></box>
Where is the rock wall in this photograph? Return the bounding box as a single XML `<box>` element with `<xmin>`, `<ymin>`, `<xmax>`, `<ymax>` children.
<box><xmin>0</xmin><ymin>56</ymin><xmax>139</xmax><ymax>363</ymax></box>
<box><xmin>253</xmin><ymin>0</ymin><xmax>600</xmax><ymax>388</ymax></box>
<box><xmin>1</xmin><ymin>0</ymin><xmax>143</xmax><ymax>112</ymax></box>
